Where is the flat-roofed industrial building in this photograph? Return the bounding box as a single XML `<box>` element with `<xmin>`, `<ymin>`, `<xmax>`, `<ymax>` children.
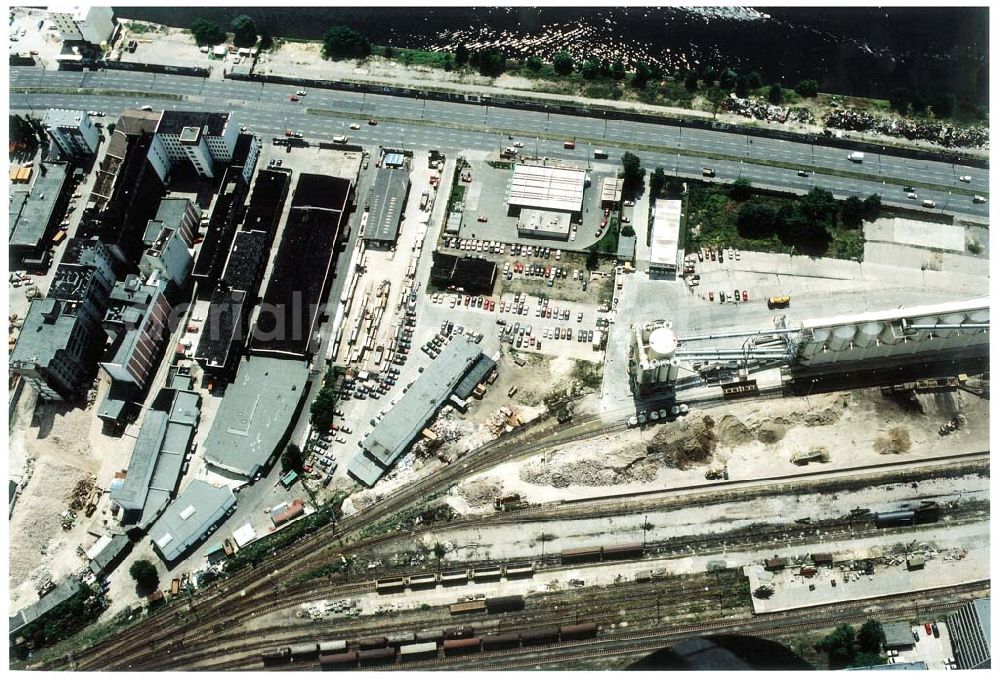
<box><xmin>148</xmin><ymin>479</ymin><xmax>236</xmax><ymax>564</ymax></box>
<box><xmin>347</xmin><ymin>337</ymin><xmax>485</xmax><ymax>487</ymax></box>
<box><xmin>649</xmin><ymin>199</ymin><xmax>681</xmax><ymax>274</ymax></box>
<box><xmin>364</xmin><ymin>165</ymin><xmax>410</xmax><ymax>248</ymax></box>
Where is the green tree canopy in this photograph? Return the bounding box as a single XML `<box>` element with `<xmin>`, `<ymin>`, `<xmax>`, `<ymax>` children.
<box><xmin>862</xmin><ymin>193</ymin><xmax>881</xmax><ymax>221</ymax></box>
<box><xmin>475</xmin><ymin>49</ymin><xmax>506</xmax><ymax>77</ymax></box>
<box><xmin>799</xmin><ymin>186</ymin><xmax>838</xmax><ymax>230</ymax></box>
<box><xmin>795</xmin><ymin>79</ymin><xmax>819</xmax><ymax>97</ymax></box>
<box><xmin>620</xmin><ymin>152</ymin><xmax>644</xmax><ymax>195</ymax></box>
<box><xmin>840</xmin><ymin>195</ymin><xmax>865</xmax><ymax>228</ymax></box>
<box><xmin>580</xmin><ymin>59</ymin><xmax>599</xmax><ymax>80</ymax></box>
<box><xmin>747</xmin><ymin>71</ymin><xmax>763</xmax><ymax>89</ymax></box>
<box><xmin>767</xmin><ymin>83</ymin><xmax>784</xmax><ymax>104</ymax></box>
<box><xmin>321</xmin><ymin>25</ymin><xmax>371</xmax><ymax>60</ymax></box>
<box><xmin>666</xmin><ymin>176</ymin><xmax>685</xmax><ymax>196</ymax></box>
<box><xmin>310</xmin><ymin>385</ymin><xmax>337</xmax><ymax>429</ymax></box>
<box><xmin>526</xmin><ymin>55</ymin><xmax>544</xmax><ymax>72</ymax></box>
<box><xmin>631</xmin><ymin>62</ymin><xmax>654</xmax><ymax>89</ymax></box>
<box><xmin>736</xmin><ymin>200</ymin><xmax>778</xmax><ymax>239</ymax></box>
<box><xmin>281</xmin><ymin>443</ymin><xmax>304</xmax><ymax>474</ymax></box>
<box><xmin>730</xmin><ymin>178</ymin><xmax>753</xmax><ymax>201</ymax></box>
<box><xmin>857</xmin><ymin>621</ymin><xmax>885</xmax><ymax>655</ymax></box>
<box><xmin>129</xmin><ymin>559</ymin><xmax>158</xmax><ymax>591</ymax></box>
<box><xmin>585</xmin><ymin>249</ymin><xmax>599</xmax><ymax>271</ymax></box>
<box><xmin>455</xmin><ymin>43</ymin><xmax>469</xmax><ymax>67</ymax></box>
<box><xmin>705</xmin><ymin>86</ymin><xmax>727</xmax><ymax>118</ymax></box>
<box><xmin>231</xmin><ymin>15</ymin><xmax>257</xmax><ymax>47</ymax></box>
<box><xmin>649</xmin><ymin>166</ymin><xmax>667</xmax><ymax>198</ymax></box>
<box><xmin>888</xmin><ymin>87</ymin><xmax>911</xmax><ymax>115</ymax></box>
<box><xmin>191</xmin><ymin>18</ymin><xmax>226</xmax><ymax>46</ymax></box>
<box><xmin>820</xmin><ymin>623</ymin><xmax>859</xmax><ymax>669</ymax></box>
<box><xmin>611</xmin><ymin>60</ymin><xmax>626</xmax><ymax>80</ymax></box>
<box><xmin>719</xmin><ymin>68</ymin><xmax>738</xmax><ymax>91</ymax></box>
<box><xmin>684</xmin><ymin>72</ymin><xmax>700</xmax><ymax>91</ymax></box>
<box><xmin>552</xmin><ymin>52</ymin><xmax>574</xmax><ymax>76</ymax></box>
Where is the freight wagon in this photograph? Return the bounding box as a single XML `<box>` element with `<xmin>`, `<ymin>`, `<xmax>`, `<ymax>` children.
<box><xmin>449</xmin><ymin>600</ymin><xmax>488</xmax><ymax>616</ymax></box>
<box><xmin>399</xmin><ymin>642</ymin><xmax>438</xmax><ymax>659</ymax></box>
<box><xmin>443</xmin><ymin>638</ymin><xmax>482</xmax><ymax>656</ymax></box>
<box><xmin>485</xmin><ymin>595</ymin><xmax>525</xmax><ymax>613</ymax></box>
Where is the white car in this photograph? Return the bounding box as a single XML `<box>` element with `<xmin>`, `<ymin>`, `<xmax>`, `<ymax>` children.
<box><xmin>513</xmin><ymin>141</ymin><xmax>524</xmax><ymax>148</ymax></box>
<box><xmin>959</xmin><ymin>175</ymin><xmax>972</xmax><ymax>183</ymax></box>
<box><xmin>350</xmin><ymin>123</ymin><xmax>361</xmax><ymax>130</ymax></box>
<box><xmin>907</xmin><ymin>192</ymin><xmax>918</xmax><ymax>199</ymax></box>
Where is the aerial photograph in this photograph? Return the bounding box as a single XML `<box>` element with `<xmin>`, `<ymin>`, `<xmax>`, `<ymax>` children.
<box><xmin>5</xmin><ymin>1</ymin><xmax>991</xmax><ymax>672</ymax></box>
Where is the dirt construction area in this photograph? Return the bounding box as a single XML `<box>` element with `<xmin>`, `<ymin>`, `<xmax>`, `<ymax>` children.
<box><xmin>453</xmin><ymin>385</ymin><xmax>989</xmax><ymax>507</ymax></box>
<box><xmin>7</xmin><ymin>380</ymin><xmax>135</xmax><ymax>612</ymax></box>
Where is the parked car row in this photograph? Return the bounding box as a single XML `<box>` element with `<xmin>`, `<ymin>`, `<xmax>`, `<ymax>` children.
<box><xmin>700</xmin><ymin>245</ymin><xmax>741</xmax><ymax>263</ymax></box>
<box><xmin>431</xmin><ymin>292</ymin><xmax>495</xmax><ymax>311</ymax></box>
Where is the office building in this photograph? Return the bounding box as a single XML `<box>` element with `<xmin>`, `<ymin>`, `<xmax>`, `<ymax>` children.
<box><xmin>42</xmin><ymin>109</ymin><xmax>99</xmax><ymax>159</ymax></box>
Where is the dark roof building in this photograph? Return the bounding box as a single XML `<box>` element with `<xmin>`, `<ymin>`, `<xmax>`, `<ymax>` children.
<box><xmin>254</xmin><ymin>174</ymin><xmax>351</xmax><ymax>357</ymax></box>
<box><xmin>191</xmin><ymin>166</ymin><xmax>248</xmax><ymax>287</ymax></box>
<box><xmin>8</xmin><ymin>162</ymin><xmax>72</xmax><ymax>267</ymax></box>
<box><xmin>193</xmin><ymin>288</ymin><xmax>247</xmax><ymax>382</ymax></box>
<box><xmin>948</xmin><ymin>598</ymin><xmax>990</xmax><ymax>669</ymax></box>
<box><xmin>9</xmin><ymin>577</ymin><xmax>85</xmax><ymax>637</ymax></box>
<box><xmin>880</xmin><ymin>621</ymin><xmax>916</xmax><ymax>651</ymax></box>
<box><xmin>364</xmin><ymin>165</ymin><xmax>410</xmax><ymax>246</ymax></box>
<box><xmin>454</xmin><ymin>354</ymin><xmax>497</xmax><ymax>400</ymax></box>
<box><xmin>429</xmin><ymin>253</ymin><xmax>497</xmax><ymax>296</ymax></box>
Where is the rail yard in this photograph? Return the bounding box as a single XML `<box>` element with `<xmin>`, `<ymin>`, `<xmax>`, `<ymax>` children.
<box><xmin>7</xmin><ymin>6</ymin><xmax>992</xmax><ymax>673</ymax></box>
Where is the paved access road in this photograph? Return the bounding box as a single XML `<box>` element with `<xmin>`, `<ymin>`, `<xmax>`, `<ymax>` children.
<box><xmin>9</xmin><ymin>66</ymin><xmax>989</xmax><ymax>220</ymax></box>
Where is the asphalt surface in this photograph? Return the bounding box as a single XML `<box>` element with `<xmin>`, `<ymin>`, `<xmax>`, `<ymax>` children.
<box><xmin>9</xmin><ymin>66</ymin><xmax>989</xmax><ymax>221</ymax></box>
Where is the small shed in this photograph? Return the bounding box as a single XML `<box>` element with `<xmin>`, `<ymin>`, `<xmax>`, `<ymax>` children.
<box><xmin>906</xmin><ymin>557</ymin><xmax>925</xmax><ymax>571</ymax></box>
<box><xmin>764</xmin><ymin>557</ymin><xmax>787</xmax><ymax>572</ymax></box>
<box><xmin>881</xmin><ymin>620</ymin><xmax>916</xmax><ymax>650</ymax></box>
<box><xmin>811</xmin><ymin>552</ymin><xmax>834</xmax><ymax>566</ymax></box>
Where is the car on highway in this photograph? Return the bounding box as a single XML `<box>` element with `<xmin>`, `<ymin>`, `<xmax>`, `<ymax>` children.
<box><xmin>289</xmin><ymin>95</ymin><xmax>300</xmax><ymax>102</ymax></box>
<box><xmin>368</xmin><ymin>119</ymin><xmax>378</xmax><ymax>125</ymax></box>
<box><xmin>922</xmin><ymin>199</ymin><xmax>936</xmax><ymax>208</ymax></box>
<box><xmin>513</xmin><ymin>141</ymin><xmax>524</xmax><ymax>148</ymax></box>
<box><xmin>973</xmin><ymin>195</ymin><xmax>986</xmax><ymax>204</ymax></box>
<box><xmin>296</xmin><ymin>89</ymin><xmax>307</xmax><ymax>96</ymax></box>
<box><xmin>903</xmin><ymin>185</ymin><xmax>915</xmax><ymax>192</ymax></box>
<box><xmin>350</xmin><ymin>123</ymin><xmax>361</xmax><ymax>130</ymax></box>
<box><xmin>742</xmin><ymin>290</ymin><xmax>749</xmax><ymax>302</ymax></box>
<box><xmin>797</xmin><ymin>170</ymin><xmax>809</xmax><ymax>177</ymax></box>
<box><xmin>477</xmin><ymin>215</ymin><xmax>488</xmax><ymax>222</ymax></box>
<box><xmin>623</xmin><ymin>200</ymin><xmax>635</xmax><ymax>206</ymax></box>
<box><xmin>906</xmin><ymin>192</ymin><xmax>917</xmax><ymax>199</ymax></box>
<box><xmin>959</xmin><ymin>175</ymin><xmax>972</xmax><ymax>183</ymax></box>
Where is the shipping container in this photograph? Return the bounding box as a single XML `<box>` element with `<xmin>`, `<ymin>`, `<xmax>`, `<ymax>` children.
<box><xmin>443</xmin><ymin>637</ymin><xmax>482</xmax><ymax>655</ymax></box>
<box><xmin>319</xmin><ymin>651</ymin><xmax>358</xmax><ymax>668</ymax></box>
<box><xmin>289</xmin><ymin>643</ymin><xmax>319</xmax><ymax>659</ymax></box>
<box><xmin>560</xmin><ymin>623</ymin><xmax>598</xmax><ymax>641</ymax></box>
<box><xmin>602</xmin><ymin>543</ymin><xmax>644</xmax><ymax>560</ymax></box>
<box><xmin>440</xmin><ymin>570</ymin><xmax>469</xmax><ymax>585</ymax></box>
<box><xmin>375</xmin><ymin>578</ymin><xmax>406</xmax><ymax>593</ymax></box>
<box><xmin>560</xmin><ymin>546</ymin><xmax>602</xmax><ymax>564</ymax></box>
<box><xmin>485</xmin><ymin>595</ymin><xmax>525</xmax><ymax>613</ymax></box>
<box><xmin>318</xmin><ymin>640</ymin><xmax>348</xmax><ymax>654</ymax></box>
<box><xmin>358</xmin><ymin>647</ymin><xmax>396</xmax><ymax>665</ymax></box>
<box><xmin>261</xmin><ymin>647</ymin><xmax>291</xmax><ymax>665</ymax></box>
<box><xmin>386</xmin><ymin>631</ymin><xmax>416</xmax><ymax>646</ymax></box>
<box><xmin>399</xmin><ymin>642</ymin><xmax>438</xmax><ymax>659</ymax></box>
<box><xmin>520</xmin><ymin>627</ymin><xmax>560</xmax><ymax>645</ymax></box>
<box><xmin>482</xmin><ymin>632</ymin><xmax>521</xmax><ymax>650</ymax></box>
<box><xmin>444</xmin><ymin>625</ymin><xmax>476</xmax><ymax>640</ymax></box>
<box><xmin>472</xmin><ymin>566</ymin><xmax>503</xmax><ymax>581</ymax></box>
<box><xmin>416</xmin><ymin>629</ymin><xmax>444</xmax><ymax>643</ymax></box>
<box><xmin>503</xmin><ymin>563</ymin><xmax>534</xmax><ymax>579</ymax></box>
<box><xmin>357</xmin><ymin>636</ymin><xmax>389</xmax><ymax>650</ymax></box>
<box><xmin>449</xmin><ymin>600</ymin><xmax>487</xmax><ymax>616</ymax></box>
<box><xmin>407</xmin><ymin>573</ymin><xmax>438</xmax><ymax>589</ymax></box>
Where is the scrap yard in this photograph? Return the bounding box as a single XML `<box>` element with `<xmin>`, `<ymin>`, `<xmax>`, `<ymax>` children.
<box><xmin>6</xmin><ymin>5</ymin><xmax>992</xmax><ymax>673</ymax></box>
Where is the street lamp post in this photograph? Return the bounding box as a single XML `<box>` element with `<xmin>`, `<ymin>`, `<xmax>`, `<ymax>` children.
<box><xmin>643</xmin><ymin>514</ymin><xmax>648</xmax><ymax>547</ymax></box>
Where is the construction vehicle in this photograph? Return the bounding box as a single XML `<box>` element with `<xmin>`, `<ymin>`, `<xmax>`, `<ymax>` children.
<box><xmin>766</xmin><ymin>295</ymin><xmax>791</xmax><ymax>309</ymax></box>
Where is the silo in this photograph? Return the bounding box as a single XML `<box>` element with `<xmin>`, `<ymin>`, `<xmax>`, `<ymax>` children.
<box><xmin>938</xmin><ymin>313</ymin><xmax>966</xmax><ymax>338</ymax></box>
<box><xmin>910</xmin><ymin>315</ymin><xmax>939</xmax><ymax>341</ymax></box>
<box><xmin>800</xmin><ymin>326</ymin><xmax>829</xmax><ymax>359</ymax></box>
<box><xmin>854</xmin><ymin>321</ymin><xmax>882</xmax><ymax>349</ymax></box>
<box><xmin>667</xmin><ymin>358</ymin><xmax>681</xmax><ymax>383</ymax></box>
<box><xmin>878</xmin><ymin>321</ymin><xmax>902</xmax><ymax>345</ymax></box>
<box><xmin>826</xmin><ymin>324</ymin><xmax>856</xmax><ymax>352</ymax></box>
<box><xmin>964</xmin><ymin>308</ymin><xmax>990</xmax><ymax>337</ymax></box>
<box><xmin>648</xmin><ymin>327</ymin><xmax>678</xmax><ymax>360</ymax></box>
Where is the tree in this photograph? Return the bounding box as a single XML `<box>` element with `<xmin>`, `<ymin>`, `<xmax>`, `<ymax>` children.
<box><xmin>321</xmin><ymin>25</ymin><xmax>371</xmax><ymax>60</ymax></box>
<box><xmin>631</xmin><ymin>62</ymin><xmax>653</xmax><ymax>89</ymax></box>
<box><xmin>819</xmin><ymin>623</ymin><xmax>858</xmax><ymax>669</ymax></box>
<box><xmin>258</xmin><ymin>27</ymin><xmax>273</xmax><ymax>51</ymax></box>
<box><xmin>433</xmin><ymin>541</ymin><xmax>447</xmax><ymax>568</ymax></box>
<box><xmin>611</xmin><ymin>60</ymin><xmax>626</xmax><ymax>81</ymax></box>
<box><xmin>909</xmin><ymin>91</ymin><xmax>928</xmax><ymax>117</ymax></box>
<box><xmin>476</xmin><ymin>49</ymin><xmax>505</xmax><ymax>77</ymax></box>
<box><xmin>585</xmin><ymin>249</ymin><xmax>599</xmax><ymax>271</ymax></box>
<box><xmin>231</xmin><ymin>15</ymin><xmax>257</xmax><ymax>48</ymax></box>
<box><xmin>455</xmin><ymin>43</ymin><xmax>469</xmax><ymax>67</ymax></box>
<box><xmin>857</xmin><ymin>621</ymin><xmax>885</xmax><ymax>655</ymax></box>
<box><xmin>840</xmin><ymin>195</ymin><xmax>865</xmax><ymax>228</ymax></box>
<box><xmin>129</xmin><ymin>560</ymin><xmax>158</xmax><ymax>592</ymax></box>
<box><xmin>281</xmin><ymin>443</ymin><xmax>304</xmax><ymax>474</ymax></box>
<box><xmin>862</xmin><ymin>193</ymin><xmax>881</xmax><ymax>221</ymax></box>
<box><xmin>310</xmin><ymin>386</ymin><xmax>336</xmax><ymax>429</ymax></box>
<box><xmin>526</xmin><ymin>55</ymin><xmax>544</xmax><ymax>72</ymax></box>
<box><xmin>649</xmin><ymin>166</ymin><xmax>667</xmax><ymax>198</ymax></box>
<box><xmin>734</xmin><ymin>74</ymin><xmax>750</xmax><ymax>98</ymax></box>
<box><xmin>666</xmin><ymin>176</ymin><xmax>685</xmax><ymax>196</ymax></box>
<box><xmin>752</xmin><ymin>584</ymin><xmax>775</xmax><ymax>599</ymax></box>
<box><xmin>767</xmin><ymin>83</ymin><xmax>784</xmax><ymax>105</ymax></box>
<box><xmin>552</xmin><ymin>52</ymin><xmax>574</xmax><ymax>76</ymax></box>
<box><xmin>700</xmin><ymin>65</ymin><xmax>718</xmax><ymax>86</ymax></box>
<box><xmin>620</xmin><ymin>151</ymin><xmax>644</xmax><ymax>194</ymax></box>
<box><xmin>620</xmin><ymin>224</ymin><xmax>635</xmax><ymax>237</ymax></box>
<box><xmin>747</xmin><ymin>71</ymin><xmax>763</xmax><ymax>89</ymax></box>
<box><xmin>737</xmin><ymin>200</ymin><xmax>778</xmax><ymax>239</ymax></box>
<box><xmin>850</xmin><ymin>652</ymin><xmax>885</xmax><ymax>668</ymax></box>
<box><xmin>191</xmin><ymin>18</ymin><xmax>226</xmax><ymax>46</ymax></box>
<box><xmin>795</xmin><ymin>79</ymin><xmax>819</xmax><ymax>97</ymax></box>
<box><xmin>888</xmin><ymin>87</ymin><xmax>911</xmax><ymax>115</ymax></box>
<box><xmin>705</xmin><ymin>86</ymin><xmax>726</xmax><ymax>119</ymax></box>
<box><xmin>931</xmin><ymin>93</ymin><xmax>956</xmax><ymax>119</ymax></box>
<box><xmin>799</xmin><ymin>187</ymin><xmax>838</xmax><ymax>230</ymax></box>
<box><xmin>580</xmin><ymin>59</ymin><xmax>599</xmax><ymax>80</ymax></box>
<box><xmin>719</xmin><ymin>68</ymin><xmax>738</xmax><ymax>91</ymax></box>
<box><xmin>730</xmin><ymin>178</ymin><xmax>753</xmax><ymax>201</ymax></box>
<box><xmin>684</xmin><ymin>72</ymin><xmax>699</xmax><ymax>92</ymax></box>
<box><xmin>382</xmin><ymin>45</ymin><xmax>395</xmax><ymax>59</ymax></box>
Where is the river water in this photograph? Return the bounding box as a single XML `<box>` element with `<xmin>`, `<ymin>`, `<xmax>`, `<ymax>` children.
<box><xmin>115</xmin><ymin>6</ymin><xmax>987</xmax><ymax>105</ymax></box>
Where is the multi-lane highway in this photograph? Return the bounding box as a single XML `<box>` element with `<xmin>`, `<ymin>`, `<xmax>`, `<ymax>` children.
<box><xmin>9</xmin><ymin>66</ymin><xmax>989</xmax><ymax>219</ymax></box>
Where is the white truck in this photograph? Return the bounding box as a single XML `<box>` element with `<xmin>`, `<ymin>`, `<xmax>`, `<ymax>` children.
<box><xmin>848</xmin><ymin>151</ymin><xmax>865</xmax><ymax>163</ymax></box>
<box><xmin>333</xmin><ymin>135</ymin><xmax>349</xmax><ymax>144</ymax></box>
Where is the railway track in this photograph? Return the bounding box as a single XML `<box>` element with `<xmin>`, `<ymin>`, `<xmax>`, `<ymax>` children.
<box><xmin>54</xmin><ymin>452</ymin><xmax>987</xmax><ymax>670</ymax></box>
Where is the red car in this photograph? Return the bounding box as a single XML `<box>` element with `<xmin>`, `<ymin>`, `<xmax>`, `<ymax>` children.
<box><xmin>742</xmin><ymin>290</ymin><xmax>749</xmax><ymax>302</ymax></box>
<box><xmin>924</xmin><ymin>623</ymin><xmax>933</xmax><ymax>636</ymax></box>
<box><xmin>289</xmin><ymin>95</ymin><xmax>300</xmax><ymax>102</ymax></box>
